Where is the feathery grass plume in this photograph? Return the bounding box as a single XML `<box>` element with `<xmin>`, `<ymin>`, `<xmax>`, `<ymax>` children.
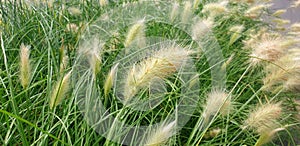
<box><xmin>244</xmin><ymin>102</ymin><xmax>282</xmax><ymax>134</ymax></box>
<box><xmin>246</xmin><ymin>33</ymin><xmax>294</xmax><ymax>66</ymax></box>
<box><xmin>245</xmin><ymin>4</ymin><xmax>270</xmax><ymax>18</ymax></box>
<box><xmin>203</xmin><ymin>128</ymin><xmax>221</xmax><ymax>139</ymax></box>
<box><xmin>124</xmin><ymin>19</ymin><xmax>146</xmax><ymax>49</ymax></box>
<box><xmin>263</xmin><ymin>52</ymin><xmax>300</xmax><ymax>93</ymax></box>
<box><xmin>86</xmin><ymin>38</ymin><xmax>103</xmax><ymax>76</ymax></box>
<box><xmin>284</xmin><ymin>77</ymin><xmax>300</xmax><ymax>93</ymax></box>
<box><xmin>169</xmin><ymin>2</ymin><xmax>179</xmax><ymax>22</ymax></box>
<box><xmin>193</xmin><ymin>0</ymin><xmax>200</xmax><ymax>9</ymax></box>
<box><xmin>272</xmin><ymin>18</ymin><xmax>290</xmax><ymax>27</ymax></box>
<box><xmin>19</xmin><ymin>43</ymin><xmax>31</xmax><ymax>88</ymax></box>
<box><xmin>49</xmin><ymin>71</ymin><xmax>71</xmax><ymax>110</ymax></box>
<box><xmin>66</xmin><ymin>23</ymin><xmax>79</xmax><ymax>33</ymax></box>
<box><xmin>104</xmin><ymin>63</ymin><xmax>119</xmax><ymax>97</ymax></box>
<box><xmin>68</xmin><ymin>7</ymin><xmax>82</xmax><ymax>15</ymax></box>
<box><xmin>59</xmin><ymin>55</ymin><xmax>68</xmax><ymax>75</ymax></box>
<box><xmin>291</xmin><ymin>0</ymin><xmax>300</xmax><ymax>8</ymax></box>
<box><xmin>229</xmin><ymin>25</ymin><xmax>244</xmax><ymax>46</ymax></box>
<box><xmin>202</xmin><ymin>1</ymin><xmax>228</xmax><ymax>18</ymax></box>
<box><xmin>181</xmin><ymin>1</ymin><xmax>192</xmax><ymax>24</ymax></box>
<box><xmin>123</xmin><ymin>45</ymin><xmax>192</xmax><ymax>101</ymax></box>
<box><xmin>255</xmin><ymin>128</ymin><xmax>284</xmax><ymax>146</ymax></box>
<box><xmin>99</xmin><ymin>0</ymin><xmax>108</xmax><ymax>7</ymax></box>
<box><xmin>243</xmin><ymin>28</ymin><xmax>268</xmax><ymax>47</ymax></box>
<box><xmin>291</xmin><ymin>23</ymin><xmax>300</xmax><ymax>32</ymax></box>
<box><xmin>143</xmin><ymin>120</ymin><xmax>176</xmax><ymax>146</ymax></box>
<box><xmin>272</xmin><ymin>9</ymin><xmax>286</xmax><ymax>17</ymax></box>
<box><xmin>202</xmin><ymin>89</ymin><xmax>232</xmax><ymax>126</ymax></box>
<box><xmin>191</xmin><ymin>17</ymin><xmax>214</xmax><ymax>41</ymax></box>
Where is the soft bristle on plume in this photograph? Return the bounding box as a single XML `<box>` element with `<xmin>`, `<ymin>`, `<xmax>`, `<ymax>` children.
<box><xmin>20</xmin><ymin>43</ymin><xmax>31</xmax><ymax>88</ymax></box>
<box><xmin>244</xmin><ymin>102</ymin><xmax>282</xmax><ymax>134</ymax></box>
<box><xmin>255</xmin><ymin>128</ymin><xmax>285</xmax><ymax>146</ymax></box>
<box><xmin>49</xmin><ymin>71</ymin><xmax>71</xmax><ymax>109</ymax></box>
<box><xmin>191</xmin><ymin>18</ymin><xmax>214</xmax><ymax>41</ymax></box>
<box><xmin>202</xmin><ymin>2</ymin><xmax>228</xmax><ymax>18</ymax></box>
<box><xmin>181</xmin><ymin>1</ymin><xmax>192</xmax><ymax>24</ymax></box>
<box><xmin>124</xmin><ymin>45</ymin><xmax>192</xmax><ymax>101</ymax></box>
<box><xmin>144</xmin><ymin>120</ymin><xmax>176</xmax><ymax>146</ymax></box>
<box><xmin>262</xmin><ymin>52</ymin><xmax>300</xmax><ymax>93</ymax></box>
<box><xmin>99</xmin><ymin>0</ymin><xmax>108</xmax><ymax>7</ymax></box>
<box><xmin>104</xmin><ymin>63</ymin><xmax>119</xmax><ymax>97</ymax></box>
<box><xmin>170</xmin><ymin>2</ymin><xmax>179</xmax><ymax>22</ymax></box>
<box><xmin>124</xmin><ymin>19</ymin><xmax>146</xmax><ymax>49</ymax></box>
<box><xmin>202</xmin><ymin>89</ymin><xmax>232</xmax><ymax>127</ymax></box>
<box><xmin>229</xmin><ymin>25</ymin><xmax>244</xmax><ymax>45</ymax></box>
<box><xmin>247</xmin><ymin>33</ymin><xmax>293</xmax><ymax>66</ymax></box>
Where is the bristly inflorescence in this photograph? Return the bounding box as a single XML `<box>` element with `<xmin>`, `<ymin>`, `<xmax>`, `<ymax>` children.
<box><xmin>19</xmin><ymin>43</ymin><xmax>31</xmax><ymax>89</ymax></box>
<box><xmin>143</xmin><ymin>120</ymin><xmax>176</xmax><ymax>146</ymax></box>
<box><xmin>244</xmin><ymin>102</ymin><xmax>282</xmax><ymax>134</ymax></box>
<box><xmin>123</xmin><ymin>44</ymin><xmax>193</xmax><ymax>101</ymax></box>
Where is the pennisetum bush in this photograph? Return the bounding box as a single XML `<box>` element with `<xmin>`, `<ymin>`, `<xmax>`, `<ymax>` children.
<box><xmin>1</xmin><ymin>0</ymin><xmax>300</xmax><ymax>145</ymax></box>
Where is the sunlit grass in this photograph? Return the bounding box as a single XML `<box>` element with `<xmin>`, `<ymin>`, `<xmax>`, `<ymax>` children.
<box><xmin>0</xmin><ymin>0</ymin><xmax>300</xmax><ymax>145</ymax></box>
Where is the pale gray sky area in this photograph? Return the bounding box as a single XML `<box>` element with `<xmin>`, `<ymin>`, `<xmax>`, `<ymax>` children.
<box><xmin>272</xmin><ymin>0</ymin><xmax>300</xmax><ymax>23</ymax></box>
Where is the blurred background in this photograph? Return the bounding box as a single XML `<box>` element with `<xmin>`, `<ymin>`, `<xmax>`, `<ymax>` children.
<box><xmin>272</xmin><ymin>0</ymin><xmax>300</xmax><ymax>23</ymax></box>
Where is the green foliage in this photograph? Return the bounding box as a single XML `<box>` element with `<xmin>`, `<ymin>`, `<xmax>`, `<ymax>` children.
<box><xmin>0</xmin><ymin>0</ymin><xmax>299</xmax><ymax>145</ymax></box>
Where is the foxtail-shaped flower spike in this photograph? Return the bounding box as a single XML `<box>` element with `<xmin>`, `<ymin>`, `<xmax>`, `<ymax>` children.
<box><xmin>19</xmin><ymin>43</ymin><xmax>31</xmax><ymax>88</ymax></box>
<box><xmin>104</xmin><ymin>63</ymin><xmax>119</xmax><ymax>97</ymax></box>
<box><xmin>124</xmin><ymin>19</ymin><xmax>146</xmax><ymax>49</ymax></box>
<box><xmin>50</xmin><ymin>71</ymin><xmax>71</xmax><ymax>109</ymax></box>
<box><xmin>144</xmin><ymin>120</ymin><xmax>176</xmax><ymax>146</ymax></box>
<box><xmin>124</xmin><ymin>45</ymin><xmax>192</xmax><ymax>101</ymax></box>
<box><xmin>244</xmin><ymin>102</ymin><xmax>282</xmax><ymax>134</ymax></box>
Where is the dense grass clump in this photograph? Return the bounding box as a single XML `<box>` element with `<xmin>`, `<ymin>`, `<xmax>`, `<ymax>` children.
<box><xmin>0</xmin><ymin>0</ymin><xmax>300</xmax><ymax>145</ymax></box>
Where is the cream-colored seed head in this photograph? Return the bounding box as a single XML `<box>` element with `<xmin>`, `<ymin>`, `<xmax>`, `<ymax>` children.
<box><xmin>59</xmin><ymin>55</ymin><xmax>69</xmax><ymax>74</ymax></box>
<box><xmin>202</xmin><ymin>2</ymin><xmax>228</xmax><ymax>18</ymax></box>
<box><xmin>84</xmin><ymin>39</ymin><xmax>103</xmax><ymax>76</ymax></box>
<box><xmin>66</xmin><ymin>23</ymin><xmax>79</xmax><ymax>33</ymax></box>
<box><xmin>124</xmin><ymin>19</ymin><xmax>146</xmax><ymax>49</ymax></box>
<box><xmin>99</xmin><ymin>0</ymin><xmax>108</xmax><ymax>7</ymax></box>
<box><xmin>181</xmin><ymin>1</ymin><xmax>192</xmax><ymax>24</ymax></box>
<box><xmin>50</xmin><ymin>71</ymin><xmax>71</xmax><ymax>109</ymax></box>
<box><xmin>272</xmin><ymin>18</ymin><xmax>290</xmax><ymax>26</ymax></box>
<box><xmin>203</xmin><ymin>89</ymin><xmax>232</xmax><ymax>120</ymax></box>
<box><xmin>291</xmin><ymin>23</ymin><xmax>300</xmax><ymax>32</ymax></box>
<box><xmin>124</xmin><ymin>45</ymin><xmax>192</xmax><ymax>101</ymax></box>
<box><xmin>244</xmin><ymin>103</ymin><xmax>282</xmax><ymax>134</ymax></box>
<box><xmin>20</xmin><ymin>43</ymin><xmax>31</xmax><ymax>88</ymax></box>
<box><xmin>262</xmin><ymin>52</ymin><xmax>300</xmax><ymax>93</ymax></box>
<box><xmin>245</xmin><ymin>4</ymin><xmax>270</xmax><ymax>18</ymax></box>
<box><xmin>204</xmin><ymin>128</ymin><xmax>221</xmax><ymax>139</ymax></box>
<box><xmin>193</xmin><ymin>0</ymin><xmax>200</xmax><ymax>9</ymax></box>
<box><xmin>255</xmin><ymin>128</ymin><xmax>285</xmax><ymax>146</ymax></box>
<box><xmin>144</xmin><ymin>121</ymin><xmax>176</xmax><ymax>146</ymax></box>
<box><xmin>247</xmin><ymin>33</ymin><xmax>292</xmax><ymax>66</ymax></box>
<box><xmin>191</xmin><ymin>17</ymin><xmax>214</xmax><ymax>41</ymax></box>
<box><xmin>68</xmin><ymin>7</ymin><xmax>82</xmax><ymax>15</ymax></box>
<box><xmin>291</xmin><ymin>0</ymin><xmax>300</xmax><ymax>8</ymax></box>
<box><xmin>104</xmin><ymin>63</ymin><xmax>119</xmax><ymax>97</ymax></box>
<box><xmin>170</xmin><ymin>2</ymin><xmax>179</xmax><ymax>22</ymax></box>
<box><xmin>229</xmin><ymin>25</ymin><xmax>244</xmax><ymax>45</ymax></box>
<box><xmin>272</xmin><ymin>9</ymin><xmax>287</xmax><ymax>17</ymax></box>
